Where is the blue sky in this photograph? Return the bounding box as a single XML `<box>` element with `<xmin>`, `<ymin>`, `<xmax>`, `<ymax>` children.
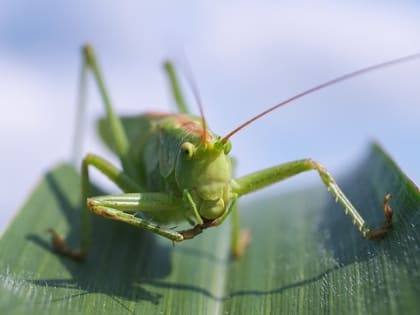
<box><xmin>1</xmin><ymin>1</ymin><xmax>420</xmax><ymax>232</ymax></box>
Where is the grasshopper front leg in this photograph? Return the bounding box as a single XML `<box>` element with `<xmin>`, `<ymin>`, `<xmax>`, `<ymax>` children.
<box><xmin>233</xmin><ymin>159</ymin><xmax>393</xmax><ymax>240</ymax></box>
<box><xmin>86</xmin><ymin>193</ymin><xmax>185</xmax><ymax>241</ymax></box>
<box><xmin>50</xmin><ymin>191</ymin><xmax>185</xmax><ymax>259</ymax></box>
<box><xmin>50</xmin><ymin>152</ymin><xmax>190</xmax><ymax>260</ymax></box>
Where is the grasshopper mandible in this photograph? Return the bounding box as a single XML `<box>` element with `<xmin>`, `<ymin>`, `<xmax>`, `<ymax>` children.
<box><xmin>49</xmin><ymin>45</ymin><xmax>419</xmax><ymax>260</ymax></box>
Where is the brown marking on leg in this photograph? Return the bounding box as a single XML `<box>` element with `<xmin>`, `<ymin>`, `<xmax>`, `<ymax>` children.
<box><xmin>87</xmin><ymin>199</ymin><xmax>117</xmax><ymax>220</ymax></box>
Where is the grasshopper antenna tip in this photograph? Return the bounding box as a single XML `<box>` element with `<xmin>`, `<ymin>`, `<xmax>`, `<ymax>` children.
<box><xmin>222</xmin><ymin>52</ymin><xmax>420</xmax><ymax>142</ymax></box>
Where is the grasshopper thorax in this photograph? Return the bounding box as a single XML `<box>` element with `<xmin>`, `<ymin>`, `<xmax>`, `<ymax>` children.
<box><xmin>175</xmin><ymin>136</ymin><xmax>233</xmax><ymax>220</ymax></box>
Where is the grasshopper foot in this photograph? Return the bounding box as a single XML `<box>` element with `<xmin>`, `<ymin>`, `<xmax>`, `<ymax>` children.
<box><xmin>48</xmin><ymin>228</ymin><xmax>86</xmax><ymax>261</ymax></box>
<box><xmin>179</xmin><ymin>219</ymin><xmax>219</xmax><ymax>240</ymax></box>
<box><xmin>367</xmin><ymin>193</ymin><xmax>393</xmax><ymax>240</ymax></box>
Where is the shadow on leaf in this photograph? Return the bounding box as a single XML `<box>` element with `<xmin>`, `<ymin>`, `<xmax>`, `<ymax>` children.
<box><xmin>27</xmin><ymin>167</ymin><xmax>172</xmax><ymax>307</ymax></box>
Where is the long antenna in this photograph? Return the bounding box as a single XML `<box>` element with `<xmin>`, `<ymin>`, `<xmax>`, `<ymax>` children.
<box><xmin>222</xmin><ymin>52</ymin><xmax>420</xmax><ymax>143</ymax></box>
<box><xmin>183</xmin><ymin>60</ymin><xmax>208</xmax><ymax>143</ymax></box>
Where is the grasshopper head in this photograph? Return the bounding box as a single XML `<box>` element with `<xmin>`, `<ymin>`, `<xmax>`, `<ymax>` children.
<box><xmin>175</xmin><ymin>137</ymin><xmax>233</xmax><ymax>220</ymax></box>
<box><xmin>172</xmin><ymin>72</ymin><xmax>234</xmax><ymax>220</ymax></box>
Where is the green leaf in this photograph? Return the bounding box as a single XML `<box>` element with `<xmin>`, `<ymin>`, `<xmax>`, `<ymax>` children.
<box><xmin>0</xmin><ymin>143</ymin><xmax>419</xmax><ymax>314</ymax></box>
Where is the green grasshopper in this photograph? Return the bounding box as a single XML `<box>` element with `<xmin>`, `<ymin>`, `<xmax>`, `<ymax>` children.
<box><xmin>49</xmin><ymin>45</ymin><xmax>419</xmax><ymax>261</ymax></box>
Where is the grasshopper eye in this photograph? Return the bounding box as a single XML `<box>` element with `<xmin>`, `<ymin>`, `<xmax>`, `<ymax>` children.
<box><xmin>181</xmin><ymin>142</ymin><xmax>195</xmax><ymax>158</ymax></box>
